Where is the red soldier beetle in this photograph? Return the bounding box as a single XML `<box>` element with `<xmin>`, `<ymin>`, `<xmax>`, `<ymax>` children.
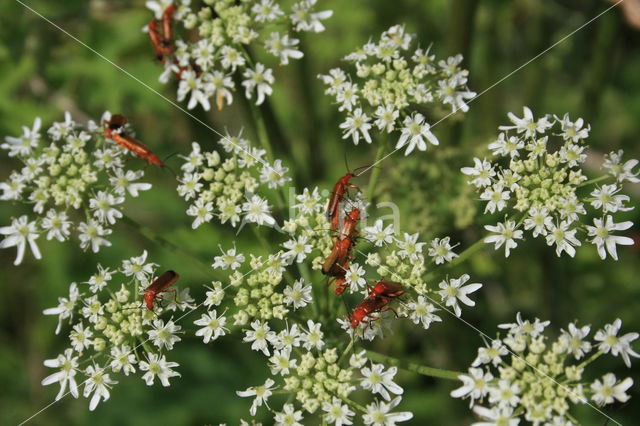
<box><xmin>104</xmin><ymin>114</ymin><xmax>165</xmax><ymax>168</ymax></box>
<box><xmin>327</xmin><ymin>172</ymin><xmax>359</xmax><ymax>231</ymax></box>
<box><xmin>147</xmin><ymin>4</ymin><xmax>175</xmax><ymax>61</ymax></box>
<box><xmin>143</xmin><ymin>270</ymin><xmax>180</xmax><ymax>311</ymax></box>
<box><xmin>348</xmin><ymin>280</ymin><xmax>404</xmax><ymax>328</ymax></box>
<box><xmin>322</xmin><ymin>237</ymin><xmax>353</xmax><ymax>276</ymax></box>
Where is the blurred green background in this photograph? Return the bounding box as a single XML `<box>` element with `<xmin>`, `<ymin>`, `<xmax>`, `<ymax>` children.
<box><xmin>1</xmin><ymin>0</ymin><xmax>639</xmax><ymax>424</ymax></box>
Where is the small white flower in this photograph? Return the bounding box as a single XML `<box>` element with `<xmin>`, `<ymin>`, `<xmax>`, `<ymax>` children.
<box><xmin>498</xmin><ymin>312</ymin><xmax>549</xmax><ymax>338</ymax></box>
<box><xmin>499</xmin><ymin>106</ymin><xmax>552</xmax><ymax>137</ymax></box>
<box><xmin>0</xmin><ymin>215</ymin><xmax>41</xmax><ymax>265</ymax></box>
<box><xmin>212</xmin><ymin>245</ymin><xmax>245</xmax><ymax>270</ymax></box>
<box><xmin>594</xmin><ymin>319</ymin><xmax>640</xmax><ymax>368</ymax></box>
<box><xmin>69</xmin><ymin>322</ymin><xmax>93</xmax><ymax>352</ymax></box>
<box><xmin>545</xmin><ymin>221</ymin><xmax>581</xmax><ymax>257</ymax></box>
<box><xmin>556</xmin><ymin>113</ymin><xmax>590</xmax><ymax>143</ymax></box>
<box><xmin>273</xmin><ymin>323</ymin><xmax>302</xmax><ymax>351</ymax></box>
<box><xmin>480</xmin><ymin>184</ymin><xmax>510</xmax><ymax>214</ymax></box>
<box><xmin>121</xmin><ymin>250</ymin><xmax>156</xmax><ymax>281</ymax></box>
<box><xmin>374</xmin><ymin>104</ymin><xmax>399</xmax><ymax>133</ymax></box>
<box><xmin>438</xmin><ymin>274</ymin><xmax>482</xmax><ymax>317</ymax></box>
<box><xmin>41</xmin><ymin>210</ymin><xmax>72</xmax><ymax>242</ymax></box>
<box><xmin>590</xmin><ymin>373</ymin><xmax>633</xmax><ymax>406</ymax></box>
<box><xmin>396</xmin><ymin>232</ymin><xmax>425</xmax><ymax>262</ymax></box>
<box><xmin>283</xmin><ymin>279</ymin><xmax>313</xmax><ymax>309</ymax></box>
<box><xmin>204</xmin><ymin>281</ymin><xmax>225</xmax><ymax>308</ymax></box>
<box><xmin>236</xmin><ymin>378</ymin><xmax>276</xmax><ymax>416</ymax></box>
<box><xmin>269</xmin><ymin>347</ymin><xmax>297</xmax><ymax>376</ymax></box>
<box><xmin>194</xmin><ymin>310</ymin><xmax>228</xmax><ymax>343</ymax></box>
<box><xmin>290</xmin><ymin>0</ymin><xmax>333</xmax><ymax>33</ymax></box>
<box><xmin>177</xmin><ymin>171</ymin><xmax>203</xmax><ymax>200</ymax></box>
<box><xmin>148</xmin><ymin>319</ymin><xmax>182</xmax><ymax>351</ymax></box>
<box><xmin>484</xmin><ymin>221</ymin><xmax>523</xmax><ymax>257</ymax></box>
<box><xmin>260</xmin><ymin>159</ymin><xmax>290</xmax><ymax>188</ymax></box>
<box><xmin>586</xmin><ymin>215</ymin><xmax>634</xmax><ymax>260</ymax></box>
<box><xmin>242</xmin><ymin>63</ymin><xmax>274</xmax><ymax>106</ymax></box>
<box><xmin>109</xmin><ymin>345</ymin><xmax>137</xmax><ymax>376</ymax></box>
<box><xmin>340</xmin><ymin>108</ymin><xmax>372</xmax><ymax>145</ymax></box>
<box><xmin>363</xmin><ymin>220</ymin><xmax>395</xmax><ymax>247</ymax></box>
<box><xmin>265</xmin><ymin>32</ymin><xmax>303</xmax><ymax>65</ymax></box>
<box><xmin>471</xmin><ymin>340</ymin><xmax>508</xmax><ymax>367</ymax></box>
<box><xmin>603</xmin><ymin>150</ymin><xmax>640</xmax><ymax>183</ymax></box>
<box><xmin>461</xmin><ymin>157</ymin><xmax>495</xmax><ymax>188</ymax></box>
<box><xmin>472</xmin><ymin>406</ymin><xmax>520</xmax><ymax>426</ymax></box>
<box><xmin>139</xmin><ymin>353</ymin><xmax>181</xmax><ymax>387</ymax></box>
<box><xmin>187</xmin><ymin>197</ymin><xmax>214</xmax><ymax>229</ymax></box>
<box><xmin>78</xmin><ymin>219</ymin><xmax>112</xmax><ymax>253</ymax></box>
<box><xmin>301</xmin><ymin>319</ymin><xmax>325</xmax><ymax>351</ymax></box>
<box><xmin>43</xmin><ymin>282</ymin><xmax>80</xmax><ymax>334</ymax></box>
<box><xmin>252</xmin><ymin>0</ymin><xmax>283</xmax><ymax>22</ymax></box>
<box><xmin>590</xmin><ymin>184</ymin><xmax>633</xmax><ymax>214</ymax></box>
<box><xmin>361</xmin><ymin>363</ymin><xmax>404</xmax><ymax>401</ymax></box>
<box><xmin>282</xmin><ymin>235</ymin><xmax>313</xmax><ymax>264</ymax></box>
<box><xmin>242</xmin><ymin>195</ymin><xmax>276</xmax><ymax>226</ymax></box>
<box><xmin>109</xmin><ymin>169</ymin><xmax>151</xmax><ymax>197</ymax></box>
<box><xmin>395</xmin><ymin>113</ymin><xmax>438</xmax><ymax>156</ymax></box>
<box><xmin>322</xmin><ymin>397</ymin><xmax>355</xmax><ymax>426</ymax></box>
<box><xmin>488</xmin><ymin>380</ymin><xmax>520</xmax><ymax>408</ymax></box>
<box><xmin>243</xmin><ymin>320</ymin><xmax>276</xmax><ymax>356</ymax></box>
<box><xmin>2</xmin><ymin>116</ymin><xmax>42</xmax><ymax>156</ymax></box>
<box><xmin>274</xmin><ymin>403</ymin><xmax>304</xmax><ymax>426</ymax></box>
<box><xmin>487</xmin><ymin>133</ymin><xmax>523</xmax><ymax>158</ymax></box>
<box><xmin>406</xmin><ymin>296</ymin><xmax>441</xmax><ymax>329</ymax></box>
<box><xmin>450</xmin><ymin>367</ymin><xmax>494</xmax><ymax>404</ymax></box>
<box><xmin>427</xmin><ymin>237</ymin><xmax>458</xmax><ymax>264</ymax></box>
<box><xmin>362</xmin><ymin>396</ymin><xmax>413</xmax><ymax>425</ymax></box>
<box><xmin>294</xmin><ymin>187</ymin><xmax>323</xmax><ymax>214</ymax></box>
<box><xmin>523</xmin><ymin>206</ymin><xmax>553</xmax><ymax>237</ymax></box>
<box><xmin>83</xmin><ymin>364</ymin><xmax>117</xmax><ymax>411</ymax></box>
<box><xmin>42</xmin><ymin>348</ymin><xmax>79</xmax><ymax>400</ymax></box>
<box><xmin>345</xmin><ymin>263</ymin><xmax>367</xmax><ymax>292</ymax></box>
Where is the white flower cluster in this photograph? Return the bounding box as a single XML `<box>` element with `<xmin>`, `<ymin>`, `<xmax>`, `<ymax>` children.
<box><xmin>0</xmin><ymin>113</ymin><xmax>152</xmax><ymax>264</ymax></box>
<box><xmin>41</xmin><ymin>251</ymin><xmax>194</xmax><ymax>410</ymax></box>
<box><xmin>282</xmin><ymin>187</ymin><xmax>482</xmax><ymax>341</ymax></box>
<box><xmin>177</xmin><ymin>132</ymin><xmax>290</xmax><ymax>229</ymax></box>
<box><xmin>318</xmin><ymin>24</ymin><xmax>475</xmax><ymax>154</ymax></box>
<box><xmin>462</xmin><ymin>108</ymin><xmax>638</xmax><ymax>259</ymax></box>
<box><xmin>452</xmin><ymin>313</ymin><xmax>638</xmax><ymax>425</ymax></box>
<box><xmin>237</xmin><ymin>348</ymin><xmax>413</xmax><ymax>426</ymax></box>
<box><xmin>147</xmin><ymin>0</ymin><xmax>332</xmax><ymax>110</ymax></box>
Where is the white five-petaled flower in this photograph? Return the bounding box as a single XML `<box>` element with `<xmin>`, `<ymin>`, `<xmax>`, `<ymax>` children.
<box><xmin>148</xmin><ymin>319</ymin><xmax>182</xmax><ymax>351</ymax></box>
<box><xmin>585</xmin><ymin>215</ymin><xmax>634</xmax><ymax>261</ymax></box>
<box><xmin>480</xmin><ymin>183</ymin><xmax>510</xmax><ymax>214</ymax></box>
<box><xmin>2</xmin><ymin>116</ymin><xmax>41</xmax><ymax>156</ymax></box>
<box><xmin>269</xmin><ymin>347</ymin><xmax>297</xmax><ymax>376</ymax></box>
<box><xmin>340</xmin><ymin>108</ymin><xmax>372</xmax><ymax>145</ymax></box>
<box><xmin>41</xmin><ymin>210</ymin><xmax>72</xmax><ymax>242</ymax></box>
<box><xmin>301</xmin><ymin>319</ymin><xmax>325</xmax><ymax>350</ymax></box>
<box><xmin>187</xmin><ymin>197</ymin><xmax>214</xmax><ymax>229</ymax></box>
<box><xmin>0</xmin><ymin>215</ymin><xmax>41</xmax><ymax>265</ymax></box>
<box><xmin>83</xmin><ymin>364</ymin><xmax>117</xmax><ymax>411</ymax></box>
<box><xmin>603</xmin><ymin>149</ymin><xmax>639</xmax><ymax>183</ymax></box>
<box><xmin>265</xmin><ymin>32</ymin><xmax>303</xmax><ymax>65</ymax></box>
<box><xmin>42</xmin><ymin>348</ymin><xmax>79</xmax><ymax>400</ymax></box>
<box><xmin>78</xmin><ymin>219</ymin><xmax>112</xmax><ymax>253</ymax></box>
<box><xmin>194</xmin><ymin>310</ymin><xmax>228</xmax><ymax>343</ymax></box>
<box><xmin>523</xmin><ymin>206</ymin><xmax>553</xmax><ymax>237</ymax></box>
<box><xmin>283</xmin><ymin>279</ymin><xmax>313</xmax><ymax>309</ymax></box>
<box><xmin>396</xmin><ymin>232</ymin><xmax>425</xmax><ymax>262</ymax></box>
<box><xmin>290</xmin><ymin>0</ymin><xmax>333</xmax><ymax>33</ymax></box>
<box><xmin>109</xmin><ymin>345</ymin><xmax>137</xmax><ymax>376</ymax></box>
<box><xmin>461</xmin><ymin>157</ymin><xmax>495</xmax><ymax>188</ymax></box>
<box><xmin>590</xmin><ymin>184</ymin><xmax>633</xmax><ymax>214</ymax></box>
<box><xmin>427</xmin><ymin>236</ymin><xmax>458</xmax><ymax>264</ymax></box>
<box><xmin>363</xmin><ymin>220</ymin><xmax>395</xmax><ymax>247</ymax></box>
<box><xmin>43</xmin><ymin>282</ymin><xmax>80</xmax><ymax>334</ymax></box>
<box><xmin>406</xmin><ymin>296</ymin><xmax>441</xmax><ymax>329</ymax></box>
<box><xmin>242</xmin><ymin>195</ymin><xmax>276</xmax><ymax>226</ymax></box>
<box><xmin>590</xmin><ymin>373</ymin><xmax>633</xmax><ymax>406</ymax></box>
<box><xmin>545</xmin><ymin>221</ymin><xmax>581</xmax><ymax>257</ymax></box>
<box><xmin>109</xmin><ymin>169</ymin><xmax>151</xmax><ymax>197</ymax></box>
<box><xmin>594</xmin><ymin>319</ymin><xmax>640</xmax><ymax>368</ymax></box>
<box><xmin>361</xmin><ymin>363</ymin><xmax>403</xmax><ymax>401</ymax></box>
<box><xmin>559</xmin><ymin>323</ymin><xmax>592</xmax><ymax>360</ymax></box>
<box><xmin>243</xmin><ymin>320</ymin><xmax>276</xmax><ymax>356</ymax></box>
<box><xmin>395</xmin><ymin>113</ymin><xmax>439</xmax><ymax>156</ymax></box>
<box><xmin>499</xmin><ymin>106</ymin><xmax>552</xmax><ymax>138</ymax></box>
<box><xmin>322</xmin><ymin>397</ymin><xmax>355</xmax><ymax>426</ymax></box>
<box><xmin>242</xmin><ymin>63</ymin><xmax>274</xmax><ymax>106</ymax></box>
<box><xmin>212</xmin><ymin>245</ymin><xmax>245</xmax><ymax>270</ymax></box>
<box><xmin>362</xmin><ymin>396</ymin><xmax>413</xmax><ymax>425</ymax></box>
<box><xmin>282</xmin><ymin>235</ymin><xmax>313</xmax><ymax>264</ymax></box>
<box><xmin>121</xmin><ymin>250</ymin><xmax>156</xmax><ymax>281</ymax></box>
<box><xmin>450</xmin><ymin>367</ymin><xmax>494</xmax><ymax>405</ymax></box>
<box><xmin>472</xmin><ymin>406</ymin><xmax>520</xmax><ymax>426</ymax></box>
<box><xmin>139</xmin><ymin>353</ymin><xmax>181</xmax><ymax>387</ymax></box>
<box><xmin>484</xmin><ymin>221</ymin><xmax>523</xmax><ymax>257</ymax></box>
<box><xmin>274</xmin><ymin>403</ymin><xmax>304</xmax><ymax>426</ymax></box>
<box><xmin>374</xmin><ymin>104</ymin><xmax>399</xmax><ymax>133</ymax></box>
<box><xmin>236</xmin><ymin>378</ymin><xmax>276</xmax><ymax>416</ymax></box>
<box><xmin>344</xmin><ymin>263</ymin><xmax>367</xmax><ymax>292</ymax></box>
<box><xmin>438</xmin><ymin>274</ymin><xmax>483</xmax><ymax>317</ymax></box>
<box><xmin>260</xmin><ymin>159</ymin><xmax>290</xmax><ymax>189</ymax></box>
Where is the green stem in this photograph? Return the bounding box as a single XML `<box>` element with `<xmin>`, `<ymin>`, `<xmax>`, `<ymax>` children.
<box><xmin>577</xmin><ymin>351</ymin><xmax>603</xmax><ymax>370</ymax></box>
<box><xmin>578</xmin><ymin>174</ymin><xmax>611</xmax><ymax>188</ymax></box>
<box><xmin>121</xmin><ymin>214</ymin><xmax>211</xmax><ymax>275</ymax></box>
<box><xmin>365</xmin><ymin>350</ymin><xmax>462</xmax><ymax>381</ymax></box>
<box><xmin>366</xmin><ymin>140</ymin><xmax>388</xmax><ymax>202</ymax></box>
